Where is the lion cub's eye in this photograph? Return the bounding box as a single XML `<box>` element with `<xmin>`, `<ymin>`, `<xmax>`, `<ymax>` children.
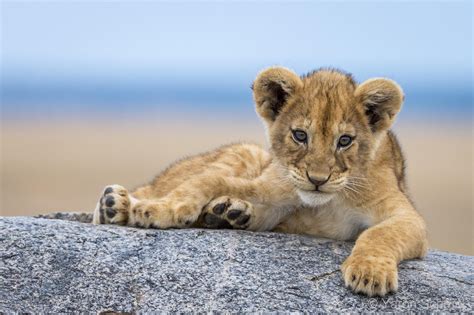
<box><xmin>292</xmin><ymin>129</ymin><xmax>308</xmax><ymax>143</ymax></box>
<box><xmin>338</xmin><ymin>135</ymin><xmax>353</xmax><ymax>148</ymax></box>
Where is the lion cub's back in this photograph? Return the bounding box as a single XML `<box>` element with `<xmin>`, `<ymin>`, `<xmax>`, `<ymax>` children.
<box><xmin>133</xmin><ymin>143</ymin><xmax>271</xmax><ymax>199</ymax></box>
<box><xmin>210</xmin><ymin>143</ymin><xmax>272</xmax><ymax>178</ymax></box>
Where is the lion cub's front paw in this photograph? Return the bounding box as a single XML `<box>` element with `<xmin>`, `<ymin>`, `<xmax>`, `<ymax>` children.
<box><xmin>93</xmin><ymin>185</ymin><xmax>132</xmax><ymax>225</ymax></box>
<box><xmin>200</xmin><ymin>196</ymin><xmax>253</xmax><ymax>229</ymax></box>
<box><xmin>341</xmin><ymin>253</ymin><xmax>398</xmax><ymax>297</ymax></box>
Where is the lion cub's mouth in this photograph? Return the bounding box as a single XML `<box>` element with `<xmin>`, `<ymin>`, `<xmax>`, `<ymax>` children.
<box><xmin>297</xmin><ymin>189</ymin><xmax>335</xmax><ymax>206</ymax></box>
<box><xmin>295</xmin><ymin>181</ymin><xmax>343</xmax><ymax>194</ymax></box>
<box><xmin>299</xmin><ymin>187</ymin><xmax>331</xmax><ymax>193</ymax></box>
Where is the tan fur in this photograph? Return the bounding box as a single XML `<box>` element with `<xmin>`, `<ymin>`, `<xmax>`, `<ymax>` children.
<box><xmin>92</xmin><ymin>67</ymin><xmax>428</xmax><ymax>297</ymax></box>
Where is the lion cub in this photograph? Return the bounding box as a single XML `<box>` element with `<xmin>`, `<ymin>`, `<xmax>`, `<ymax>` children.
<box><xmin>93</xmin><ymin>67</ymin><xmax>427</xmax><ymax>297</ymax></box>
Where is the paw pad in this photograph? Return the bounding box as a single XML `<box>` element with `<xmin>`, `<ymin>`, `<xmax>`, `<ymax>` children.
<box><xmin>94</xmin><ymin>185</ymin><xmax>130</xmax><ymax>225</ymax></box>
<box><xmin>203</xmin><ymin>213</ymin><xmax>233</xmax><ymax>229</ymax></box>
<box><xmin>227</xmin><ymin>209</ymin><xmax>242</xmax><ymax>220</ymax></box>
<box><xmin>202</xmin><ymin>197</ymin><xmax>253</xmax><ymax>229</ymax></box>
<box><xmin>105</xmin><ymin>196</ymin><xmax>115</xmax><ymax>207</ymax></box>
<box><xmin>105</xmin><ymin>208</ymin><xmax>117</xmax><ymax>218</ymax></box>
<box><xmin>235</xmin><ymin>214</ymin><xmax>250</xmax><ymax>225</ymax></box>
<box><xmin>212</xmin><ymin>203</ymin><xmax>227</xmax><ymax>215</ymax></box>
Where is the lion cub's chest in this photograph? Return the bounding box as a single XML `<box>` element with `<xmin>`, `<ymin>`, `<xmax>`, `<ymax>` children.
<box><xmin>298</xmin><ymin>203</ymin><xmax>373</xmax><ymax>241</ymax></box>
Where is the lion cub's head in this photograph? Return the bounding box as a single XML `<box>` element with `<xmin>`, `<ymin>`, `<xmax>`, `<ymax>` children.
<box><xmin>253</xmin><ymin>67</ymin><xmax>404</xmax><ymax>206</ymax></box>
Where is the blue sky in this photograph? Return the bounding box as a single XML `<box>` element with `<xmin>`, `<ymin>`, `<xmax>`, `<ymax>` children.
<box><xmin>1</xmin><ymin>1</ymin><xmax>472</xmax><ymax>119</ymax></box>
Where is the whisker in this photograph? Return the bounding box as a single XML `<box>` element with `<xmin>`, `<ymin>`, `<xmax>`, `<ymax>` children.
<box><xmin>342</xmin><ymin>186</ymin><xmax>359</xmax><ymax>199</ymax></box>
<box><xmin>344</xmin><ymin>184</ymin><xmax>360</xmax><ymax>195</ymax></box>
<box><xmin>348</xmin><ymin>177</ymin><xmax>371</xmax><ymax>189</ymax></box>
<box><xmin>348</xmin><ymin>176</ymin><xmax>369</xmax><ymax>182</ymax></box>
<box><xmin>347</xmin><ymin>181</ymin><xmax>370</xmax><ymax>189</ymax></box>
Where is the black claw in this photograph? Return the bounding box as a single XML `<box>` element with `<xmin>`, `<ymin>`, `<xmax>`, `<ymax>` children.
<box><xmin>364</xmin><ymin>279</ymin><xmax>369</xmax><ymax>286</ymax></box>
<box><xmin>104</xmin><ymin>187</ymin><xmax>114</xmax><ymax>195</ymax></box>
<box><xmin>105</xmin><ymin>208</ymin><xmax>117</xmax><ymax>218</ymax></box>
<box><xmin>203</xmin><ymin>213</ymin><xmax>233</xmax><ymax>229</ymax></box>
<box><xmin>212</xmin><ymin>203</ymin><xmax>227</xmax><ymax>215</ymax></box>
<box><xmin>235</xmin><ymin>214</ymin><xmax>250</xmax><ymax>226</ymax></box>
<box><xmin>227</xmin><ymin>209</ymin><xmax>242</xmax><ymax>220</ymax></box>
<box><xmin>351</xmin><ymin>275</ymin><xmax>356</xmax><ymax>281</ymax></box>
<box><xmin>105</xmin><ymin>196</ymin><xmax>115</xmax><ymax>207</ymax></box>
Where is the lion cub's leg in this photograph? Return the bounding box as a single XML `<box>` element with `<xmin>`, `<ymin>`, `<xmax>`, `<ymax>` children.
<box><xmin>341</xmin><ymin>195</ymin><xmax>428</xmax><ymax>297</ymax></box>
<box><xmin>199</xmin><ymin>196</ymin><xmax>253</xmax><ymax>229</ymax></box>
<box><xmin>126</xmin><ymin>198</ymin><xmax>199</xmax><ymax>229</ymax></box>
<box><xmin>92</xmin><ymin>178</ymin><xmax>259</xmax><ymax>229</ymax></box>
<box><xmin>92</xmin><ymin>184</ymin><xmax>139</xmax><ymax>225</ymax></box>
<box><xmin>124</xmin><ymin>184</ymin><xmax>258</xmax><ymax>229</ymax></box>
<box><xmin>125</xmin><ymin>196</ymin><xmax>255</xmax><ymax>229</ymax></box>
<box><xmin>122</xmin><ymin>174</ymin><xmax>266</xmax><ymax>229</ymax></box>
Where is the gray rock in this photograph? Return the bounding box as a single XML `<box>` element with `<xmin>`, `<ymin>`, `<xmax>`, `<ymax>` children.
<box><xmin>0</xmin><ymin>214</ymin><xmax>472</xmax><ymax>313</ymax></box>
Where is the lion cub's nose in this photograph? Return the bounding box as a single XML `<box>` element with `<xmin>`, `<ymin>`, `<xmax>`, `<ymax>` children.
<box><xmin>306</xmin><ymin>171</ymin><xmax>330</xmax><ymax>190</ymax></box>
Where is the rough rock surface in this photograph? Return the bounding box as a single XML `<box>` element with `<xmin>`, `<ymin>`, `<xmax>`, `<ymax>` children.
<box><xmin>1</xmin><ymin>213</ymin><xmax>472</xmax><ymax>313</ymax></box>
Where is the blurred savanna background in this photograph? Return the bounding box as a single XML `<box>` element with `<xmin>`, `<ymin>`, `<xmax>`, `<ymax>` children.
<box><xmin>1</xmin><ymin>1</ymin><xmax>472</xmax><ymax>254</ymax></box>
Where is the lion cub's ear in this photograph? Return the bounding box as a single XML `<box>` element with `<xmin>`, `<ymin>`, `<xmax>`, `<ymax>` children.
<box><xmin>355</xmin><ymin>78</ymin><xmax>404</xmax><ymax>132</ymax></box>
<box><xmin>253</xmin><ymin>67</ymin><xmax>303</xmax><ymax>123</ymax></box>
